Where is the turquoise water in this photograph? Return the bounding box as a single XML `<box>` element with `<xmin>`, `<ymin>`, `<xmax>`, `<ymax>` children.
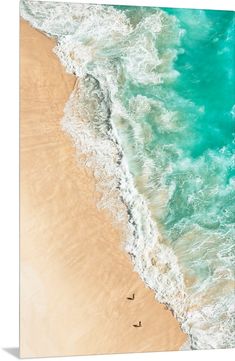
<box><xmin>21</xmin><ymin>1</ymin><xmax>235</xmax><ymax>350</ymax></box>
<box><xmin>116</xmin><ymin>6</ymin><xmax>235</xmax><ymax>286</ymax></box>
<box><xmin>112</xmin><ymin>8</ymin><xmax>235</xmax><ymax>348</ymax></box>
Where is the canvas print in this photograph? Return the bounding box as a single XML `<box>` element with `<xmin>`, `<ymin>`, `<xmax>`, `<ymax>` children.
<box><xmin>20</xmin><ymin>0</ymin><xmax>235</xmax><ymax>358</ymax></box>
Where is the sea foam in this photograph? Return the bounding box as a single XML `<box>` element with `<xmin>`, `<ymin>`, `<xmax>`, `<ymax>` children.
<box><xmin>21</xmin><ymin>0</ymin><xmax>235</xmax><ymax>350</ymax></box>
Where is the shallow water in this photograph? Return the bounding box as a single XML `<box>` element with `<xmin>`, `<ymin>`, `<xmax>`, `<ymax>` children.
<box><xmin>21</xmin><ymin>0</ymin><xmax>235</xmax><ymax>350</ymax></box>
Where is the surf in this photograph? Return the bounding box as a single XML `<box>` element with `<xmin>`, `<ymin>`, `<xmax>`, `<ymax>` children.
<box><xmin>20</xmin><ymin>0</ymin><xmax>235</xmax><ymax>350</ymax></box>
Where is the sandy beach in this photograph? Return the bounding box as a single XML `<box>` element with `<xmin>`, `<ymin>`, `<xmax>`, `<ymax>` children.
<box><xmin>20</xmin><ymin>19</ymin><xmax>186</xmax><ymax>358</ymax></box>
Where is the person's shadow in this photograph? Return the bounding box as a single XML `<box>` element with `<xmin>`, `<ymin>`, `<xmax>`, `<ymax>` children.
<box><xmin>3</xmin><ymin>348</ymin><xmax>19</xmax><ymax>359</ymax></box>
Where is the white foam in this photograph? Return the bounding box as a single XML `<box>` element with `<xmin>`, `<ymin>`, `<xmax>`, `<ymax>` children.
<box><xmin>61</xmin><ymin>77</ymin><xmax>188</xmax><ymax>321</ymax></box>
<box><xmin>20</xmin><ymin>0</ymin><xmax>235</xmax><ymax>350</ymax></box>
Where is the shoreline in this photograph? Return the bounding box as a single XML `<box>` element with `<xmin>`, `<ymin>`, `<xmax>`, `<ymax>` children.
<box><xmin>20</xmin><ymin>19</ymin><xmax>187</xmax><ymax>358</ymax></box>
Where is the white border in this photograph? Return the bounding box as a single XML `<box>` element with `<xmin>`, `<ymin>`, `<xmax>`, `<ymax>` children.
<box><xmin>0</xmin><ymin>0</ymin><xmax>234</xmax><ymax>360</ymax></box>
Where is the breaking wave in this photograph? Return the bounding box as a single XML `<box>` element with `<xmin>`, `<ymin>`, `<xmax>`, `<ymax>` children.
<box><xmin>21</xmin><ymin>0</ymin><xmax>235</xmax><ymax>350</ymax></box>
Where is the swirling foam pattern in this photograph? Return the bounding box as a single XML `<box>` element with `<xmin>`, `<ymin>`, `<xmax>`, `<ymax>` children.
<box><xmin>21</xmin><ymin>0</ymin><xmax>235</xmax><ymax>350</ymax></box>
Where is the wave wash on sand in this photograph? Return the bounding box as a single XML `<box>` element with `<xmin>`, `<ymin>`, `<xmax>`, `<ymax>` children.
<box><xmin>21</xmin><ymin>0</ymin><xmax>235</xmax><ymax>350</ymax></box>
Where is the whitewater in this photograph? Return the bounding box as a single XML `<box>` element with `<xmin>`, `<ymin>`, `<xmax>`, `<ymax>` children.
<box><xmin>20</xmin><ymin>0</ymin><xmax>235</xmax><ymax>350</ymax></box>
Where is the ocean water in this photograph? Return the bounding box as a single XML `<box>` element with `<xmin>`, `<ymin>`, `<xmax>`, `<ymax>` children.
<box><xmin>20</xmin><ymin>0</ymin><xmax>235</xmax><ymax>350</ymax></box>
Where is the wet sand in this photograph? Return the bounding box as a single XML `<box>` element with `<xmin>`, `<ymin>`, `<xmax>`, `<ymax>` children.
<box><xmin>20</xmin><ymin>20</ymin><xmax>186</xmax><ymax>358</ymax></box>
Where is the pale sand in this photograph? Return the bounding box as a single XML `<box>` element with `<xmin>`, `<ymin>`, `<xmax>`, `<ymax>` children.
<box><xmin>20</xmin><ymin>20</ymin><xmax>187</xmax><ymax>358</ymax></box>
